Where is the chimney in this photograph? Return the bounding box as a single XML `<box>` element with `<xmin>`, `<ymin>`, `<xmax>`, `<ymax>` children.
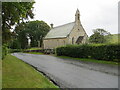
<box><xmin>50</xmin><ymin>23</ymin><xmax>53</xmax><ymax>29</ymax></box>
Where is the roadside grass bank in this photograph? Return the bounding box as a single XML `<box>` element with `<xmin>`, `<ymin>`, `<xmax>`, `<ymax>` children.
<box><xmin>26</xmin><ymin>47</ymin><xmax>42</xmax><ymax>50</ymax></box>
<box><xmin>0</xmin><ymin>60</ymin><xmax>1</xmax><ymax>89</ymax></box>
<box><xmin>2</xmin><ymin>54</ymin><xmax>58</xmax><ymax>88</ymax></box>
<box><xmin>24</xmin><ymin>52</ymin><xmax>44</xmax><ymax>55</ymax></box>
<box><xmin>56</xmin><ymin>56</ymin><xmax>119</xmax><ymax>65</ymax></box>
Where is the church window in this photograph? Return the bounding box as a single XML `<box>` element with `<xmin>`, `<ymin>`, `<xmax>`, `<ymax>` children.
<box><xmin>78</xmin><ymin>14</ymin><xmax>80</xmax><ymax>20</ymax></box>
<box><xmin>63</xmin><ymin>40</ymin><xmax>65</xmax><ymax>45</ymax></box>
<box><xmin>72</xmin><ymin>37</ymin><xmax>74</xmax><ymax>44</ymax></box>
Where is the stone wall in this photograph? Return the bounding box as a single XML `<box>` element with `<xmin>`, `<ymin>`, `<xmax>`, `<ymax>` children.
<box><xmin>68</xmin><ymin>22</ymin><xmax>88</xmax><ymax>44</ymax></box>
<box><xmin>43</xmin><ymin>38</ymin><xmax>67</xmax><ymax>49</ymax></box>
<box><xmin>43</xmin><ymin>23</ymin><xmax>88</xmax><ymax>49</ymax></box>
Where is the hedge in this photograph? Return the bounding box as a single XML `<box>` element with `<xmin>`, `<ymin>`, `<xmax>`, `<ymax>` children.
<box><xmin>24</xmin><ymin>49</ymin><xmax>55</xmax><ymax>54</ymax></box>
<box><xmin>9</xmin><ymin>49</ymin><xmax>23</xmax><ymax>53</ymax></box>
<box><xmin>56</xmin><ymin>44</ymin><xmax>120</xmax><ymax>61</ymax></box>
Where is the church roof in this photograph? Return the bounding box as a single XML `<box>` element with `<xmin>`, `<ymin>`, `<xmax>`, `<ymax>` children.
<box><xmin>44</xmin><ymin>22</ymin><xmax>75</xmax><ymax>39</ymax></box>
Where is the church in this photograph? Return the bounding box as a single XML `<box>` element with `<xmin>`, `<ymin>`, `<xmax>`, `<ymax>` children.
<box><xmin>43</xmin><ymin>9</ymin><xmax>88</xmax><ymax>49</ymax></box>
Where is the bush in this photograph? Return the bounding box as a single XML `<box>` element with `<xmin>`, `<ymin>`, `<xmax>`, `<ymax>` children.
<box><xmin>56</xmin><ymin>44</ymin><xmax>120</xmax><ymax>61</ymax></box>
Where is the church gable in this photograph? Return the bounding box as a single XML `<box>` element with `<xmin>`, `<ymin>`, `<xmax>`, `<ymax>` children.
<box><xmin>67</xmin><ymin>9</ymin><xmax>88</xmax><ymax>44</ymax></box>
<box><xmin>68</xmin><ymin>23</ymin><xmax>88</xmax><ymax>44</ymax></box>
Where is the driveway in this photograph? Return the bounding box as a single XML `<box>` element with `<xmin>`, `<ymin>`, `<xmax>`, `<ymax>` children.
<box><xmin>12</xmin><ymin>53</ymin><xmax>118</xmax><ymax>88</ymax></box>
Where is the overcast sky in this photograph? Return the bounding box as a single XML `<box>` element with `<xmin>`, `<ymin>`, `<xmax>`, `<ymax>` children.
<box><xmin>32</xmin><ymin>0</ymin><xmax>119</xmax><ymax>36</ymax></box>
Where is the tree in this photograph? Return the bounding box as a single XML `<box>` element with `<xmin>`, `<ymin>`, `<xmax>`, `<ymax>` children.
<box><xmin>89</xmin><ymin>29</ymin><xmax>111</xmax><ymax>43</ymax></box>
<box><xmin>13</xmin><ymin>22</ymin><xmax>29</xmax><ymax>49</ymax></box>
<box><xmin>2</xmin><ymin>2</ymin><xmax>35</xmax><ymax>44</ymax></box>
<box><xmin>9</xmin><ymin>40</ymin><xmax>21</xmax><ymax>49</ymax></box>
<box><xmin>26</xmin><ymin>20</ymin><xmax>50</xmax><ymax>47</ymax></box>
<box><xmin>14</xmin><ymin>20</ymin><xmax>50</xmax><ymax>49</ymax></box>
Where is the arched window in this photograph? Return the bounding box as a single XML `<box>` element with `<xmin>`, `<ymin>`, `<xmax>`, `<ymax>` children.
<box><xmin>63</xmin><ymin>40</ymin><xmax>65</xmax><ymax>45</ymax></box>
<box><xmin>78</xmin><ymin>14</ymin><xmax>80</xmax><ymax>20</ymax></box>
<box><xmin>76</xmin><ymin>36</ymin><xmax>84</xmax><ymax>44</ymax></box>
<box><xmin>72</xmin><ymin>37</ymin><xmax>74</xmax><ymax>44</ymax></box>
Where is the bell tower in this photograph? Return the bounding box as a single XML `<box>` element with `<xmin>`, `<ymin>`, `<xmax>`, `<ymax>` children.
<box><xmin>75</xmin><ymin>9</ymin><xmax>80</xmax><ymax>23</ymax></box>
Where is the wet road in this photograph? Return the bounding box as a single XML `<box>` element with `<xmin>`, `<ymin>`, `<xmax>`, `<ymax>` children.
<box><xmin>12</xmin><ymin>53</ymin><xmax>118</xmax><ymax>88</ymax></box>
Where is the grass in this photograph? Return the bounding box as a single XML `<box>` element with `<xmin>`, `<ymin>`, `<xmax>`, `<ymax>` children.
<box><xmin>56</xmin><ymin>56</ymin><xmax>119</xmax><ymax>65</ymax></box>
<box><xmin>105</xmin><ymin>34</ymin><xmax>120</xmax><ymax>44</ymax></box>
<box><xmin>0</xmin><ymin>60</ymin><xmax>1</xmax><ymax>89</ymax></box>
<box><xmin>23</xmin><ymin>52</ymin><xmax>119</xmax><ymax>65</ymax></box>
<box><xmin>2</xmin><ymin>54</ymin><xmax>58</xmax><ymax>88</ymax></box>
<box><xmin>24</xmin><ymin>52</ymin><xmax>44</xmax><ymax>55</ymax></box>
<box><xmin>26</xmin><ymin>47</ymin><xmax>42</xmax><ymax>50</ymax></box>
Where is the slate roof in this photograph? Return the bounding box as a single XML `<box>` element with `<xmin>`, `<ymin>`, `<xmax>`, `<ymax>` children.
<box><xmin>44</xmin><ymin>22</ymin><xmax>75</xmax><ymax>39</ymax></box>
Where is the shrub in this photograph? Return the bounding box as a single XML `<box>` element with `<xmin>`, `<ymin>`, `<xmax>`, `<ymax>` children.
<box><xmin>56</xmin><ymin>44</ymin><xmax>120</xmax><ymax>61</ymax></box>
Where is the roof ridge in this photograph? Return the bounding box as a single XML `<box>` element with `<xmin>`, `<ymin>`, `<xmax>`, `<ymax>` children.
<box><xmin>52</xmin><ymin>22</ymin><xmax>75</xmax><ymax>29</ymax></box>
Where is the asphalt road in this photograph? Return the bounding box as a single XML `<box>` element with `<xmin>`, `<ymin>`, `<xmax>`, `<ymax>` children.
<box><xmin>12</xmin><ymin>53</ymin><xmax>118</xmax><ymax>88</ymax></box>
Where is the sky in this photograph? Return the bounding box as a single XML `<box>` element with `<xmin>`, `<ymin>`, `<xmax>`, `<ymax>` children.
<box><xmin>32</xmin><ymin>0</ymin><xmax>119</xmax><ymax>36</ymax></box>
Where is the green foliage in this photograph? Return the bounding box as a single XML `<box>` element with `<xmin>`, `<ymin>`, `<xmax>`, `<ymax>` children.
<box><xmin>2</xmin><ymin>2</ymin><xmax>35</xmax><ymax>44</ymax></box>
<box><xmin>26</xmin><ymin>47</ymin><xmax>42</xmax><ymax>50</ymax></box>
<box><xmin>9</xmin><ymin>40</ymin><xmax>21</xmax><ymax>49</ymax></box>
<box><xmin>89</xmin><ymin>33</ymin><xmax>106</xmax><ymax>43</ymax></box>
<box><xmin>18</xmin><ymin>30</ymin><xmax>29</xmax><ymax>49</ymax></box>
<box><xmin>14</xmin><ymin>20</ymin><xmax>50</xmax><ymax>48</ymax></box>
<box><xmin>89</xmin><ymin>29</ymin><xmax>110</xmax><ymax>43</ymax></box>
<box><xmin>2</xmin><ymin>55</ymin><xmax>58</xmax><ymax>88</ymax></box>
<box><xmin>57</xmin><ymin>56</ymin><xmax>118</xmax><ymax>65</ymax></box>
<box><xmin>56</xmin><ymin>44</ymin><xmax>120</xmax><ymax>61</ymax></box>
<box><xmin>105</xmin><ymin>34</ymin><xmax>120</xmax><ymax>44</ymax></box>
<box><xmin>93</xmin><ymin>29</ymin><xmax>110</xmax><ymax>36</ymax></box>
<box><xmin>2</xmin><ymin>44</ymin><xmax>8</xmax><ymax>59</ymax></box>
<box><xmin>27</xmin><ymin>20</ymin><xmax>50</xmax><ymax>47</ymax></box>
<box><xmin>8</xmin><ymin>49</ymin><xmax>23</xmax><ymax>53</ymax></box>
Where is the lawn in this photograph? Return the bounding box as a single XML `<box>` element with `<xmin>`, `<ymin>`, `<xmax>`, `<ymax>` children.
<box><xmin>56</xmin><ymin>56</ymin><xmax>118</xmax><ymax>65</ymax></box>
<box><xmin>0</xmin><ymin>60</ymin><xmax>1</xmax><ymax>89</ymax></box>
<box><xmin>2</xmin><ymin>54</ymin><xmax>58</xmax><ymax>88</ymax></box>
<box><xmin>24</xmin><ymin>52</ymin><xmax>44</xmax><ymax>55</ymax></box>
<box><xmin>26</xmin><ymin>47</ymin><xmax>42</xmax><ymax>50</ymax></box>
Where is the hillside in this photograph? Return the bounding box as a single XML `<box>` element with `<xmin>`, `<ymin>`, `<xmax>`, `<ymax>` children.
<box><xmin>105</xmin><ymin>34</ymin><xmax>120</xmax><ymax>44</ymax></box>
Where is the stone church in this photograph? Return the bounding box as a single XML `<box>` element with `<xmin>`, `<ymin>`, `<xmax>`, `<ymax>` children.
<box><xmin>43</xmin><ymin>9</ymin><xmax>88</xmax><ymax>49</ymax></box>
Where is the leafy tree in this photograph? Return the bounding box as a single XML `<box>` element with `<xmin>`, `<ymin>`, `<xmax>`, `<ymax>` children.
<box><xmin>93</xmin><ymin>29</ymin><xmax>110</xmax><ymax>36</ymax></box>
<box><xmin>89</xmin><ymin>29</ymin><xmax>111</xmax><ymax>43</ymax></box>
<box><xmin>18</xmin><ymin>30</ymin><xmax>29</xmax><ymax>49</ymax></box>
<box><xmin>25</xmin><ymin>20</ymin><xmax>50</xmax><ymax>47</ymax></box>
<box><xmin>2</xmin><ymin>2</ymin><xmax>35</xmax><ymax>44</ymax></box>
<box><xmin>9</xmin><ymin>40</ymin><xmax>21</xmax><ymax>49</ymax></box>
<box><xmin>14</xmin><ymin>20</ymin><xmax>50</xmax><ymax>49</ymax></box>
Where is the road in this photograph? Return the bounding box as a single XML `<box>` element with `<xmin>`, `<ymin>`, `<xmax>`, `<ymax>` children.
<box><xmin>12</xmin><ymin>53</ymin><xmax>118</xmax><ymax>88</ymax></box>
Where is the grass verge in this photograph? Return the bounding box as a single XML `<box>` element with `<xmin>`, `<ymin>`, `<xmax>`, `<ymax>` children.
<box><xmin>56</xmin><ymin>56</ymin><xmax>118</xmax><ymax>65</ymax></box>
<box><xmin>24</xmin><ymin>52</ymin><xmax>44</xmax><ymax>55</ymax></box>
<box><xmin>2</xmin><ymin>54</ymin><xmax>58</xmax><ymax>88</ymax></box>
<box><xmin>26</xmin><ymin>47</ymin><xmax>42</xmax><ymax>50</ymax></box>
